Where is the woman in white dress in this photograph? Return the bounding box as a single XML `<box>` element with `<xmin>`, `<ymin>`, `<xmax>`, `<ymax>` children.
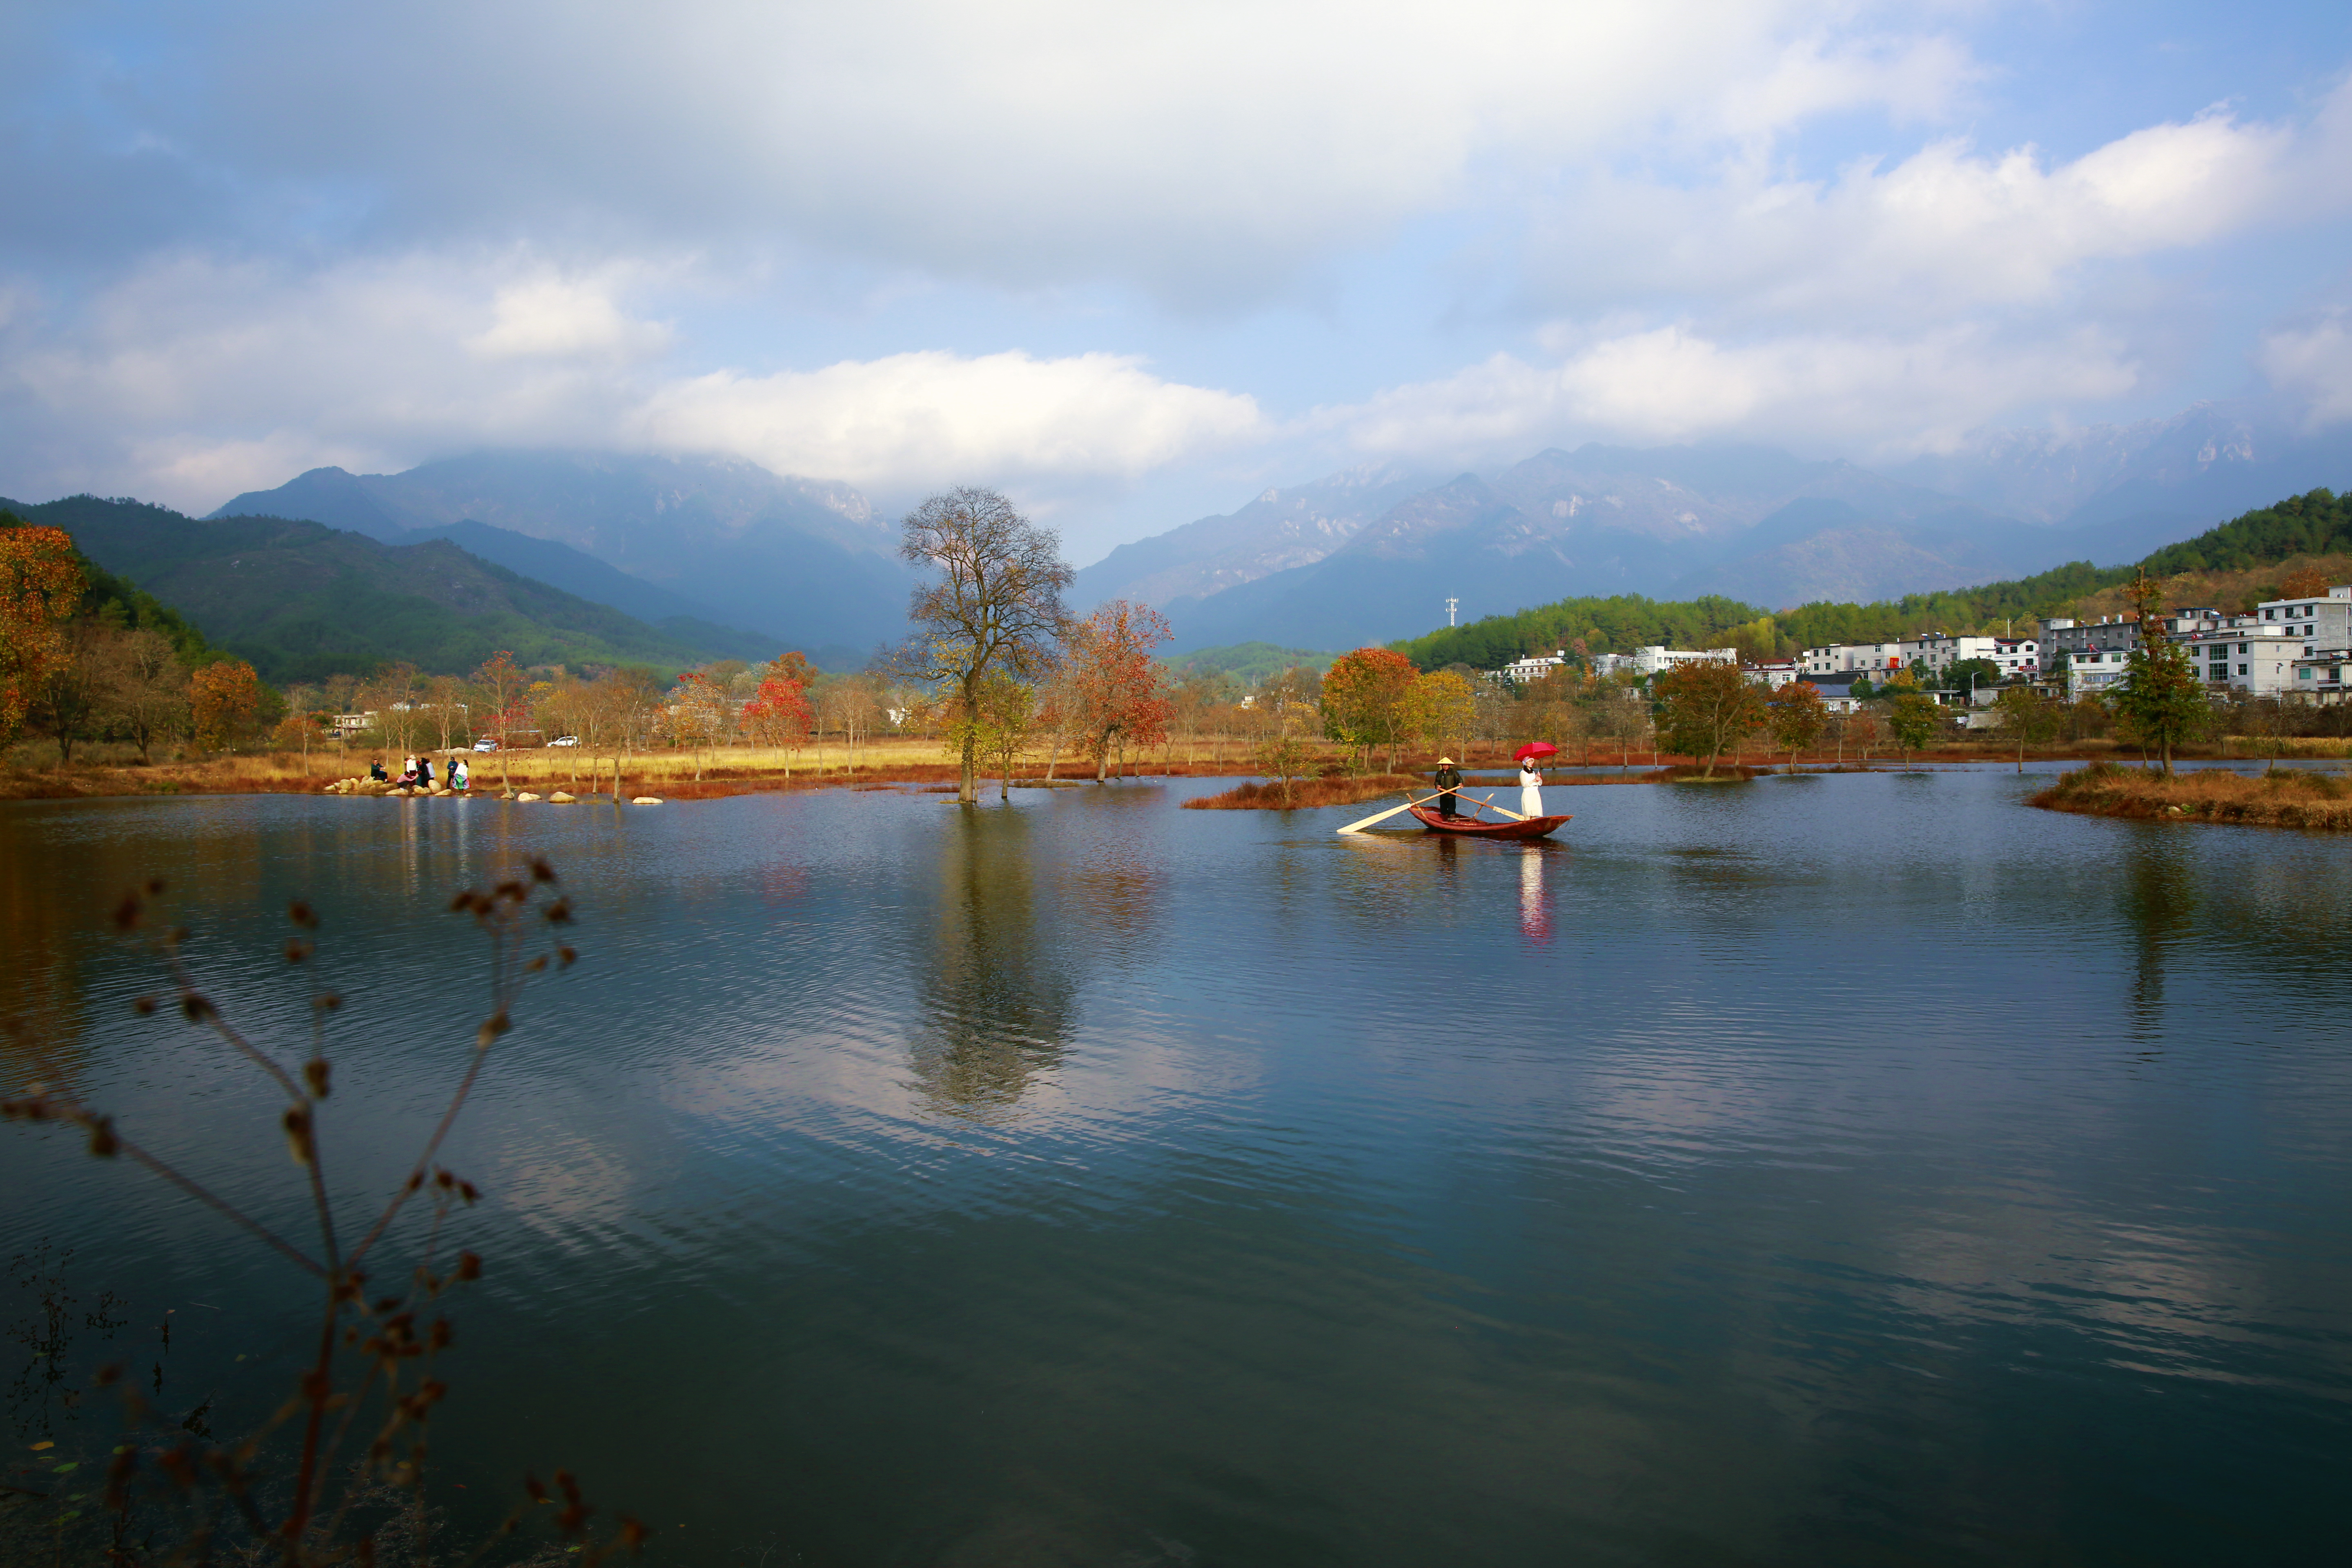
<box><xmin>1518</xmin><ymin>758</ymin><xmax>1545</xmax><ymax>817</ymax></box>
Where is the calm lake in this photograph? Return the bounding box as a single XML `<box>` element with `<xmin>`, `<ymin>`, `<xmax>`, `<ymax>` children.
<box><xmin>3</xmin><ymin>770</ymin><xmax>2348</xmax><ymax>1565</ymax></box>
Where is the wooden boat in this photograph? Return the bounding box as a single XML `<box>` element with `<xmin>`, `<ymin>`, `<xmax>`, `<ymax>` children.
<box><xmin>1408</xmin><ymin>804</ymin><xmax>1572</xmax><ymax>840</ymax></box>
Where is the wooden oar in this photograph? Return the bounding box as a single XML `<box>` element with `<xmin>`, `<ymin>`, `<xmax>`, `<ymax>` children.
<box><xmin>1336</xmin><ymin>791</ymin><xmax>1448</xmax><ymax>835</ymax></box>
<box><xmin>1468</xmin><ymin>790</ymin><xmax>1533</xmax><ymax>822</ymax></box>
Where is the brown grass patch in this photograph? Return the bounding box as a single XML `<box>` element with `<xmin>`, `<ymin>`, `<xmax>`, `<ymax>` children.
<box><xmin>1183</xmin><ymin>773</ymin><xmax>1428</xmax><ymax>811</ymax></box>
<box><xmin>2030</xmin><ymin>762</ymin><xmax>2352</xmax><ymax>830</ymax></box>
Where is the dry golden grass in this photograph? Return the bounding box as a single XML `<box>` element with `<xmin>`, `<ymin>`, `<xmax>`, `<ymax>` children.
<box><xmin>2031</xmin><ymin>762</ymin><xmax>2352</xmax><ymax>830</ymax></box>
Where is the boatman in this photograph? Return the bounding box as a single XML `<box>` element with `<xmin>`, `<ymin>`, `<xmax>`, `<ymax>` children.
<box><xmin>1432</xmin><ymin>756</ymin><xmax>1464</xmax><ymax>819</ymax></box>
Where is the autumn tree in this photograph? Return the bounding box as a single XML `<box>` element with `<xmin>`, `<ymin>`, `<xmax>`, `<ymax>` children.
<box><xmin>1321</xmin><ymin>647</ymin><xmax>1419</xmax><ymax>772</ymax></box>
<box><xmin>968</xmin><ymin>669</ymin><xmax>1039</xmax><ymax>800</ymax></box>
<box><xmin>425</xmin><ymin>674</ymin><xmax>469</xmax><ymax>751</ymax></box>
<box><xmin>742</xmin><ymin>657</ymin><xmax>815</xmax><ymax>775</ymax></box>
<box><xmin>2113</xmin><ymin>570</ymin><xmax>2208</xmax><ymax>776</ymax></box>
<box><xmin>1172</xmin><ymin>668</ymin><xmax>1236</xmax><ymax>765</ymax></box>
<box><xmin>0</xmin><ymin>523</ymin><xmax>86</xmax><ymax>750</ymax></box>
<box><xmin>890</xmin><ymin>487</ymin><xmax>1073</xmax><ymax>804</ymax></box>
<box><xmin>665</xmin><ymin>670</ymin><xmax>730</xmax><ymax>782</ymax></box>
<box><xmin>1882</xmin><ymin>670</ymin><xmax>1940</xmax><ymax>771</ymax></box>
<box><xmin>189</xmin><ymin>658</ymin><xmax>265</xmax><ymax>753</ymax></box>
<box><xmin>1408</xmin><ymin>669</ymin><xmax>1477</xmax><ymax>762</ymax></box>
<box><xmin>1765</xmin><ymin>679</ymin><xmax>1827</xmax><ymax>774</ymax></box>
<box><xmin>471</xmin><ymin>649</ymin><xmax>528</xmax><ymax>793</ymax></box>
<box><xmin>1991</xmin><ymin>686</ymin><xmax>2059</xmax><ymax>773</ymax></box>
<box><xmin>1063</xmin><ymin>599</ymin><xmax>1174</xmax><ymax>782</ymax></box>
<box><xmin>25</xmin><ymin>623</ymin><xmax>116</xmax><ymax>764</ymax></box>
<box><xmin>1651</xmin><ymin>659</ymin><xmax>1764</xmax><ymax>777</ymax></box>
<box><xmin>110</xmin><ymin>627</ymin><xmax>190</xmax><ymax>764</ymax></box>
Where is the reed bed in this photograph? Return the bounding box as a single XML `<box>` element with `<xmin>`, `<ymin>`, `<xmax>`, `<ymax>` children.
<box><xmin>2030</xmin><ymin>762</ymin><xmax>2352</xmax><ymax>830</ymax></box>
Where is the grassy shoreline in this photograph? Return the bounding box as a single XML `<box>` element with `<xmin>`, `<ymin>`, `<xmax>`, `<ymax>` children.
<box><xmin>2030</xmin><ymin>762</ymin><xmax>2352</xmax><ymax>831</ymax></box>
<box><xmin>9</xmin><ymin>733</ymin><xmax>2350</xmax><ymax>804</ymax></box>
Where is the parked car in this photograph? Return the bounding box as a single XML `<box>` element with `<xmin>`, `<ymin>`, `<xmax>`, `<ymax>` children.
<box><xmin>548</xmin><ymin>735</ymin><xmax>579</xmax><ymax>747</ymax></box>
<box><xmin>473</xmin><ymin>737</ymin><xmax>501</xmax><ymax>752</ymax></box>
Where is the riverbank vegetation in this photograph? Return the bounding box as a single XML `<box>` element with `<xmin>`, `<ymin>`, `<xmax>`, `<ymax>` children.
<box><xmin>2031</xmin><ymin>762</ymin><xmax>2352</xmax><ymax>831</ymax></box>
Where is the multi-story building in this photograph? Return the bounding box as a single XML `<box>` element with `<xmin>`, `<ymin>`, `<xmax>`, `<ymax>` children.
<box><xmin>1799</xmin><ymin>641</ymin><xmax>1907</xmax><ymax>677</ymax></box>
<box><xmin>1588</xmin><ymin>646</ymin><xmax>1738</xmax><ymax>679</ymax></box>
<box><xmin>2257</xmin><ymin>584</ymin><xmax>2352</xmax><ymax>647</ymax></box>
<box><xmin>1799</xmin><ymin>634</ymin><xmax>2039</xmax><ymax>683</ymax></box>
<box><xmin>2292</xmin><ymin>651</ymin><xmax>2352</xmax><ymax>702</ymax></box>
<box><xmin>1500</xmin><ymin>650</ymin><xmax>1569</xmax><ymax>683</ymax></box>
<box><xmin>2183</xmin><ymin>625</ymin><xmax>2302</xmax><ymax>695</ymax></box>
<box><xmin>1748</xmin><ymin>660</ymin><xmax>1799</xmax><ymax>688</ymax></box>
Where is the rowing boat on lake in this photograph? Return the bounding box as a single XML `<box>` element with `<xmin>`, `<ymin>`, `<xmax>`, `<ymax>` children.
<box><xmin>1406</xmin><ymin>805</ymin><xmax>1571</xmax><ymax>840</ymax></box>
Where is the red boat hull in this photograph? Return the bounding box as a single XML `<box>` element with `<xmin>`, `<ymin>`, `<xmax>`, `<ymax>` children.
<box><xmin>1408</xmin><ymin>805</ymin><xmax>1571</xmax><ymax>840</ymax></box>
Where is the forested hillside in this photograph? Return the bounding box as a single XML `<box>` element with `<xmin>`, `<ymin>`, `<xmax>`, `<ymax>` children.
<box><xmin>1394</xmin><ymin>490</ymin><xmax>2345</xmax><ymax>670</ymax></box>
<box><xmin>2139</xmin><ymin>488</ymin><xmax>2349</xmax><ymax>576</ymax></box>
<box><xmin>2</xmin><ymin>495</ymin><xmax>749</xmax><ymax>683</ymax></box>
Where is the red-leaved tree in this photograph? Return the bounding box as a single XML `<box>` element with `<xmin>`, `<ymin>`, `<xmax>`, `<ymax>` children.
<box><xmin>741</xmin><ymin>655</ymin><xmax>815</xmax><ymax>776</ymax></box>
<box><xmin>1064</xmin><ymin>599</ymin><xmax>1173</xmax><ymax>781</ymax></box>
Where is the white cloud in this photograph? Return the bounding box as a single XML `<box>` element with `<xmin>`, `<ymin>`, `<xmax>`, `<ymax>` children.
<box><xmin>1524</xmin><ymin>88</ymin><xmax>2350</xmax><ymax>325</ymax></box>
<box><xmin>467</xmin><ymin>274</ymin><xmax>675</xmax><ymax>361</ymax></box>
<box><xmin>77</xmin><ymin>1</ymin><xmax>1984</xmax><ymax>303</ymax></box>
<box><xmin>635</xmin><ymin>351</ymin><xmax>1263</xmax><ymax>492</ymax></box>
<box><xmin>1334</xmin><ymin>323</ymin><xmax>2141</xmax><ymax>462</ymax></box>
<box><xmin>0</xmin><ymin>248</ymin><xmax>1262</xmax><ymax>510</ymax></box>
<box><xmin>2259</xmin><ymin>312</ymin><xmax>2352</xmax><ymax>428</ymax></box>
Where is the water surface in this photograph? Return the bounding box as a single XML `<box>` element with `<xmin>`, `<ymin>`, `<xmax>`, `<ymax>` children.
<box><xmin>3</xmin><ymin>771</ymin><xmax>2348</xmax><ymax>1564</ymax></box>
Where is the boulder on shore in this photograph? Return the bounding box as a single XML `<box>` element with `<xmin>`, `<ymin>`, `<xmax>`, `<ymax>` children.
<box><xmin>549</xmin><ymin>791</ymin><xmax>576</xmax><ymax>804</ymax></box>
<box><xmin>632</xmin><ymin>796</ymin><xmax>664</xmax><ymax>805</ymax></box>
<box><xmin>516</xmin><ymin>792</ymin><xmax>542</xmax><ymax>802</ymax></box>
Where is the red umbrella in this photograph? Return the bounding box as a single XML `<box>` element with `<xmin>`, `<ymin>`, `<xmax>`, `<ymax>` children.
<box><xmin>1513</xmin><ymin>741</ymin><xmax>1559</xmax><ymax>763</ymax></box>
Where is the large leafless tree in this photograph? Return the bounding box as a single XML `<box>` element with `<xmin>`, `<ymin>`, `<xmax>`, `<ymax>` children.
<box><xmin>892</xmin><ymin>488</ymin><xmax>1073</xmax><ymax>803</ymax></box>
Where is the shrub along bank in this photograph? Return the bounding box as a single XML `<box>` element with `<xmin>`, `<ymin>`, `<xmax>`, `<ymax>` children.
<box><xmin>2030</xmin><ymin>762</ymin><xmax>2352</xmax><ymax>831</ymax></box>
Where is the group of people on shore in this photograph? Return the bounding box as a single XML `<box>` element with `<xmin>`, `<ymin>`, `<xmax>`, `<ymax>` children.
<box><xmin>367</xmin><ymin>753</ymin><xmax>470</xmax><ymax>791</ymax></box>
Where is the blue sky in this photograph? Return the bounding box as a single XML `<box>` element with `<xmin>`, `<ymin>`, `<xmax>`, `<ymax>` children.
<box><xmin>3</xmin><ymin>0</ymin><xmax>2349</xmax><ymax>562</ymax></box>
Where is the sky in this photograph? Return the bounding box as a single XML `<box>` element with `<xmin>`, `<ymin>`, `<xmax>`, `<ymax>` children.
<box><xmin>3</xmin><ymin>0</ymin><xmax>2350</xmax><ymax>564</ymax></box>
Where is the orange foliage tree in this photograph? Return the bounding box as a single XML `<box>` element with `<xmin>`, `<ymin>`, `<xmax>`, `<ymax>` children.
<box><xmin>1320</xmin><ymin>646</ymin><xmax>1419</xmax><ymax>771</ymax></box>
<box><xmin>1063</xmin><ymin>599</ymin><xmax>1173</xmax><ymax>781</ymax></box>
<box><xmin>189</xmin><ymin>658</ymin><xmax>265</xmax><ymax>753</ymax></box>
<box><xmin>0</xmin><ymin>524</ymin><xmax>87</xmax><ymax>748</ymax></box>
<box><xmin>741</xmin><ymin>655</ymin><xmax>815</xmax><ymax>775</ymax></box>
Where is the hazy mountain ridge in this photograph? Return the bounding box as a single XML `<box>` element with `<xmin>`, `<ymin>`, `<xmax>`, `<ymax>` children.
<box><xmin>1071</xmin><ymin>464</ymin><xmax>1429</xmax><ymax>608</ymax></box>
<box><xmin>1890</xmin><ymin>401</ymin><xmax>2351</xmax><ymax>528</ymax></box>
<box><xmin>213</xmin><ymin>450</ymin><xmax>915</xmax><ymax>665</ymax></box>
<box><xmin>1090</xmin><ymin>407</ymin><xmax>2350</xmax><ymax>651</ymax></box>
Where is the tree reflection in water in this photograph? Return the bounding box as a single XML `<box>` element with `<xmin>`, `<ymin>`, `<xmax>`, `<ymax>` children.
<box><xmin>907</xmin><ymin>806</ymin><xmax>1076</xmax><ymax>1121</ymax></box>
<box><xmin>2123</xmin><ymin>835</ymin><xmax>2196</xmax><ymax>1041</ymax></box>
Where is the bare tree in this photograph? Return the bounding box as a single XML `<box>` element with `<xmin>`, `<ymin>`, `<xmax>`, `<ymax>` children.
<box><xmin>889</xmin><ymin>488</ymin><xmax>1073</xmax><ymax>803</ymax></box>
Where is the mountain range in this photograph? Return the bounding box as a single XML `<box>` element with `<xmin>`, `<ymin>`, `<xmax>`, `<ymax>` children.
<box><xmin>15</xmin><ymin>397</ymin><xmax>2335</xmax><ymax>679</ymax></box>
<box><xmin>1075</xmin><ymin>401</ymin><xmax>2352</xmax><ymax>651</ymax></box>
<box><xmin>214</xmin><ymin>451</ymin><xmax>917</xmax><ymax>668</ymax></box>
